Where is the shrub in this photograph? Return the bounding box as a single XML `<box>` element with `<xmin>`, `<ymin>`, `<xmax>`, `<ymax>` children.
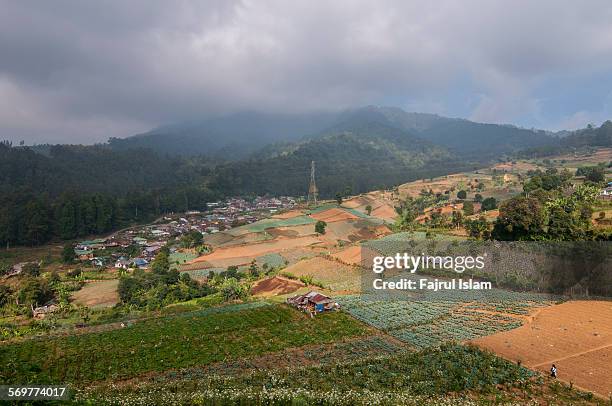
<box><xmin>315</xmin><ymin>220</ymin><xmax>327</xmax><ymax>234</ymax></box>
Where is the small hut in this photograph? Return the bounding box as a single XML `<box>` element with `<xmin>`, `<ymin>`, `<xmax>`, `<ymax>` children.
<box><xmin>286</xmin><ymin>291</ymin><xmax>339</xmax><ymax>315</ymax></box>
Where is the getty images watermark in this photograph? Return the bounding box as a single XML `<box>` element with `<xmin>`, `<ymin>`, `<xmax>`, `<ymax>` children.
<box><xmin>371</xmin><ymin>253</ymin><xmax>492</xmax><ymax>291</ymax></box>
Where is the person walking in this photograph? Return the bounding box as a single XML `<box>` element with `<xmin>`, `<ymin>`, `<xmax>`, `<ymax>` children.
<box><xmin>550</xmin><ymin>364</ymin><xmax>557</xmax><ymax>378</ymax></box>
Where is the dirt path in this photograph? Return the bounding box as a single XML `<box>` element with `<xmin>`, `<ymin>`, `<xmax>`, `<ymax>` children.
<box><xmin>531</xmin><ymin>342</ymin><xmax>612</xmax><ymax>368</ymax></box>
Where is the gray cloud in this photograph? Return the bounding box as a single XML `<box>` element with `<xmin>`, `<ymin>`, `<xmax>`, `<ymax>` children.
<box><xmin>1</xmin><ymin>0</ymin><xmax>612</xmax><ymax>144</ymax></box>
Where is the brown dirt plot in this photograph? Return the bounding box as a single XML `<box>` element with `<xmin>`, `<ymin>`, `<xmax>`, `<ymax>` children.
<box><xmin>342</xmin><ymin>195</ymin><xmax>397</xmax><ymax>221</ymax></box>
<box><xmin>472</xmin><ymin>300</ymin><xmax>612</xmax><ymax>399</ymax></box>
<box><xmin>271</xmin><ymin>210</ymin><xmax>305</xmax><ymax>219</ymax></box>
<box><xmin>370</xmin><ymin>204</ymin><xmax>397</xmax><ymax>221</ymax></box>
<box><xmin>71</xmin><ymin>279</ymin><xmax>120</xmax><ymax>308</ymax></box>
<box><xmin>310</xmin><ymin>208</ymin><xmax>360</xmax><ymax>223</ymax></box>
<box><xmin>189</xmin><ymin>236</ymin><xmax>322</xmax><ymax>263</ymax></box>
<box><xmin>251</xmin><ymin>276</ymin><xmax>305</xmax><ymax>297</ymax></box>
<box><xmin>330</xmin><ymin>245</ymin><xmax>362</xmax><ymax>265</ymax></box>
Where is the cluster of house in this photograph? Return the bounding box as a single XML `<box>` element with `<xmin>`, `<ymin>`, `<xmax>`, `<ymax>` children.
<box><xmin>73</xmin><ymin>196</ymin><xmax>297</xmax><ymax>270</ymax></box>
<box><xmin>74</xmin><ymin>236</ymin><xmax>164</xmax><ymax>269</ymax></box>
<box><xmin>208</xmin><ymin>196</ymin><xmax>296</xmax><ymax>220</ymax></box>
<box><xmin>286</xmin><ymin>291</ymin><xmax>339</xmax><ymax>316</ymax></box>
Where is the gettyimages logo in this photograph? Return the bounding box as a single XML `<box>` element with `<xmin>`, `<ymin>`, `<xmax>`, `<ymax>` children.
<box><xmin>372</xmin><ymin>253</ymin><xmax>487</xmax><ymax>274</ymax></box>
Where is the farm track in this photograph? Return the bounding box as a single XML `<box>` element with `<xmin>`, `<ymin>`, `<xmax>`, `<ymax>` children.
<box><xmin>532</xmin><ymin>342</ymin><xmax>612</xmax><ymax>368</ymax></box>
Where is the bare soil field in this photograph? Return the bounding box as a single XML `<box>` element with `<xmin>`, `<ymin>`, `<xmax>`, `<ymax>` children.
<box><xmin>279</xmin><ymin>247</ymin><xmax>322</xmax><ymax>264</ymax></box>
<box><xmin>282</xmin><ymin>256</ymin><xmax>360</xmax><ymax>291</ymax></box>
<box><xmin>330</xmin><ymin>245</ymin><xmax>362</xmax><ymax>265</ymax></box>
<box><xmin>310</xmin><ymin>207</ymin><xmax>360</xmax><ymax>223</ymax></box>
<box><xmin>267</xmin><ymin>224</ymin><xmax>316</xmax><ymax>238</ymax></box>
<box><xmin>552</xmin><ymin>147</ymin><xmax>612</xmax><ymax>166</ymax></box>
<box><xmin>203</xmin><ymin>232</ymin><xmax>235</xmax><ymax>247</ymax></box>
<box><xmin>181</xmin><ymin>256</ymin><xmax>255</xmax><ymax>270</ymax></box>
<box><xmin>71</xmin><ymin>279</ymin><xmax>120</xmax><ymax>308</ymax></box>
<box><xmin>342</xmin><ymin>196</ymin><xmax>371</xmax><ymax>208</ymax></box>
<box><xmin>472</xmin><ymin>300</ymin><xmax>612</xmax><ymax>398</ymax></box>
<box><xmin>271</xmin><ymin>210</ymin><xmax>304</xmax><ymax>219</ymax></box>
<box><xmin>215</xmin><ymin>232</ymin><xmax>272</xmax><ymax>247</ymax></box>
<box><xmin>189</xmin><ymin>236</ymin><xmax>323</xmax><ymax>263</ymax></box>
<box><xmin>342</xmin><ymin>195</ymin><xmax>397</xmax><ymax>221</ymax></box>
<box><xmin>492</xmin><ymin>161</ymin><xmax>540</xmax><ymax>172</ymax></box>
<box><xmin>323</xmin><ymin>220</ymin><xmax>390</xmax><ymax>242</ymax></box>
<box><xmin>251</xmin><ymin>276</ymin><xmax>304</xmax><ymax>296</ymax></box>
<box><xmin>371</xmin><ymin>204</ymin><xmax>397</xmax><ymax>220</ymax></box>
<box><xmin>399</xmin><ymin>173</ymin><xmax>478</xmax><ymax>199</ymax></box>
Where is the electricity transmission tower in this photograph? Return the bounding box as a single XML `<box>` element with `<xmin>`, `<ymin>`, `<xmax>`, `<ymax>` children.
<box><xmin>307</xmin><ymin>160</ymin><xmax>318</xmax><ymax>206</ymax></box>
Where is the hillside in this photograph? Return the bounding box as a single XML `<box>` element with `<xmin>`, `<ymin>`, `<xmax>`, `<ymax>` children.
<box><xmin>108</xmin><ymin>106</ymin><xmax>559</xmax><ymax>160</ymax></box>
<box><xmin>108</xmin><ymin>111</ymin><xmax>339</xmax><ymax>159</ymax></box>
<box><xmin>211</xmin><ymin>121</ymin><xmax>467</xmax><ymax>197</ymax></box>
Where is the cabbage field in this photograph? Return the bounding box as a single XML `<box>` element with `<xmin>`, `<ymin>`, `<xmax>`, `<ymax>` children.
<box><xmin>78</xmin><ymin>344</ymin><xmax>559</xmax><ymax>405</ymax></box>
<box><xmin>338</xmin><ymin>294</ymin><xmax>551</xmax><ymax>349</ymax></box>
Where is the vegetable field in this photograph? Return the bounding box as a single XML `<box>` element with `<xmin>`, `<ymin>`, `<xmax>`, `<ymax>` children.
<box><xmin>0</xmin><ymin>303</ymin><xmax>369</xmax><ymax>384</ymax></box>
<box><xmin>135</xmin><ymin>335</ymin><xmax>406</xmax><ymax>381</ymax></box>
<box><xmin>227</xmin><ymin>216</ymin><xmax>315</xmax><ymax>235</ymax></box>
<box><xmin>80</xmin><ymin>344</ymin><xmax>580</xmax><ymax>405</ymax></box>
<box><xmin>338</xmin><ymin>295</ymin><xmax>550</xmax><ymax>349</ymax></box>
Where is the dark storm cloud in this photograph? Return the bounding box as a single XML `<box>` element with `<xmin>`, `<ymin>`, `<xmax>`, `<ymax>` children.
<box><xmin>1</xmin><ymin>0</ymin><xmax>612</xmax><ymax>144</ymax></box>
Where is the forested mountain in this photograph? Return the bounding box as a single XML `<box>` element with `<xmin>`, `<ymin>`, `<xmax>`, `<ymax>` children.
<box><xmin>212</xmin><ymin>121</ymin><xmax>466</xmax><ymax>197</ymax></box>
<box><xmin>108</xmin><ymin>106</ymin><xmax>557</xmax><ymax>159</ymax></box>
<box><xmin>108</xmin><ymin>111</ymin><xmax>339</xmax><ymax>159</ymax></box>
<box><xmin>561</xmin><ymin>120</ymin><xmax>612</xmax><ymax>148</ymax></box>
<box><xmin>350</xmin><ymin>106</ymin><xmax>555</xmax><ymax>158</ymax></box>
<box><xmin>515</xmin><ymin>120</ymin><xmax>612</xmax><ymax>158</ymax></box>
<box><xmin>2</xmin><ymin>107</ymin><xmax>608</xmax><ymax>247</ymax></box>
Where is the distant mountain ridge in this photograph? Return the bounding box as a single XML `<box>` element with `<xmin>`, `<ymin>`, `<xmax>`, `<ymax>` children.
<box><xmin>108</xmin><ymin>106</ymin><xmax>558</xmax><ymax>159</ymax></box>
<box><xmin>108</xmin><ymin>111</ymin><xmax>339</xmax><ymax>159</ymax></box>
<box><xmin>210</xmin><ymin>125</ymin><xmax>463</xmax><ymax>197</ymax></box>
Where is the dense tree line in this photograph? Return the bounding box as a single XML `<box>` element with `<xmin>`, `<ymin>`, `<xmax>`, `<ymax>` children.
<box><xmin>118</xmin><ymin>247</ymin><xmax>214</xmax><ymax>309</ymax></box>
<box><xmin>1</xmin><ymin>117</ymin><xmax>609</xmax><ymax>247</ymax></box>
<box><xmin>0</xmin><ymin>142</ymin><xmax>220</xmax><ymax>247</ymax></box>
<box><xmin>492</xmin><ymin>168</ymin><xmax>606</xmax><ymax>241</ymax></box>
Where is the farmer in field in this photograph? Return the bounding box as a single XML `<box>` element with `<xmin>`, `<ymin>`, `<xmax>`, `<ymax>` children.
<box><xmin>550</xmin><ymin>364</ymin><xmax>557</xmax><ymax>378</ymax></box>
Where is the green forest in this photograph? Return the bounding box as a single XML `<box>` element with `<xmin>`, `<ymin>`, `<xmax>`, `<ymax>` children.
<box><xmin>2</xmin><ymin>117</ymin><xmax>612</xmax><ymax>248</ymax></box>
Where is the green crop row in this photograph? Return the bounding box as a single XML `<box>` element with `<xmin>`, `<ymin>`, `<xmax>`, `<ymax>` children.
<box><xmin>0</xmin><ymin>303</ymin><xmax>368</xmax><ymax>384</ymax></box>
<box><xmin>77</xmin><ymin>344</ymin><xmax>540</xmax><ymax>405</ymax></box>
<box><xmin>338</xmin><ymin>295</ymin><xmax>547</xmax><ymax>349</ymax></box>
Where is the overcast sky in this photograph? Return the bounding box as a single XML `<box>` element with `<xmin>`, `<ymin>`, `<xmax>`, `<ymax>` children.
<box><xmin>2</xmin><ymin>1</ymin><xmax>612</xmax><ymax>144</ymax></box>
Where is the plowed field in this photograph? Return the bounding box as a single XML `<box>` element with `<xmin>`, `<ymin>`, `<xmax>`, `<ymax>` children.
<box><xmin>473</xmin><ymin>300</ymin><xmax>612</xmax><ymax>398</ymax></box>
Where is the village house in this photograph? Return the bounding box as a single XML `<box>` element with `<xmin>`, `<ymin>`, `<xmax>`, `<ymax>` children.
<box><xmin>132</xmin><ymin>258</ymin><xmax>149</xmax><ymax>268</ymax></box>
<box><xmin>133</xmin><ymin>236</ymin><xmax>148</xmax><ymax>245</ymax></box>
<box><xmin>75</xmin><ymin>249</ymin><xmax>94</xmax><ymax>261</ymax></box>
<box><xmin>600</xmin><ymin>184</ymin><xmax>612</xmax><ymax>200</ymax></box>
<box><xmin>287</xmin><ymin>291</ymin><xmax>339</xmax><ymax>315</ymax></box>
<box><xmin>90</xmin><ymin>257</ymin><xmax>104</xmax><ymax>267</ymax></box>
<box><xmin>115</xmin><ymin>257</ymin><xmax>130</xmax><ymax>269</ymax></box>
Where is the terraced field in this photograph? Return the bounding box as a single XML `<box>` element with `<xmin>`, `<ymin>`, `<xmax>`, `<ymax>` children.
<box><xmin>77</xmin><ymin>343</ymin><xmax>594</xmax><ymax>405</ymax></box>
<box><xmin>338</xmin><ymin>294</ymin><xmax>551</xmax><ymax>349</ymax></box>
